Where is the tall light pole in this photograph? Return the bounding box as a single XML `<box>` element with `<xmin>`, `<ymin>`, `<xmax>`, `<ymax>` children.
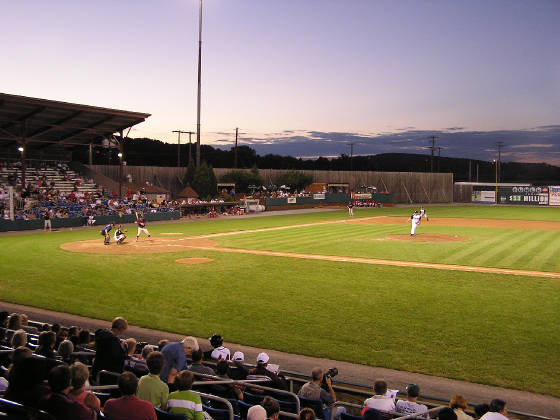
<box><xmin>196</xmin><ymin>0</ymin><xmax>203</xmax><ymax>168</ymax></box>
<box><xmin>493</xmin><ymin>159</ymin><xmax>498</xmax><ymax>204</ymax></box>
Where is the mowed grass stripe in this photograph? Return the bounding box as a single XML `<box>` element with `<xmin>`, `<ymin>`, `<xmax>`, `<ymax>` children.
<box><xmin>440</xmin><ymin>229</ymin><xmax>520</xmax><ymax>266</ymax></box>
<box><xmin>535</xmin><ymin>231</ymin><xmax>560</xmax><ymax>270</ymax></box>
<box><xmin>466</xmin><ymin>230</ymin><xmax>539</xmax><ymax>269</ymax></box>
<box><xmin>497</xmin><ymin>230</ymin><xmax>558</xmax><ymax>271</ymax></box>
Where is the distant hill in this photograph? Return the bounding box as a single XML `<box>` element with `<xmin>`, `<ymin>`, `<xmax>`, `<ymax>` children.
<box><xmin>72</xmin><ymin>137</ymin><xmax>560</xmax><ymax>184</ymax></box>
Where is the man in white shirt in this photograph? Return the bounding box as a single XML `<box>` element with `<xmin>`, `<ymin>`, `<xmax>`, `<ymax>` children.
<box><xmin>480</xmin><ymin>399</ymin><xmax>509</xmax><ymax>420</ymax></box>
<box><xmin>363</xmin><ymin>379</ymin><xmax>395</xmax><ymax>412</ymax></box>
<box><xmin>395</xmin><ymin>384</ymin><xmax>430</xmax><ymax>419</ymax></box>
<box><xmin>209</xmin><ymin>334</ymin><xmax>230</xmax><ymax>360</ymax></box>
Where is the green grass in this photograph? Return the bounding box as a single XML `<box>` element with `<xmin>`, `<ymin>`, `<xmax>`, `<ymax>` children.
<box><xmin>0</xmin><ymin>205</ymin><xmax>559</xmax><ymax>397</ymax></box>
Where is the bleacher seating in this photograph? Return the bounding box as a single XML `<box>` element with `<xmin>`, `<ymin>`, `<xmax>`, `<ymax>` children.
<box><xmin>0</xmin><ymin>312</ymin><xmax>525</xmax><ymax>420</ymax></box>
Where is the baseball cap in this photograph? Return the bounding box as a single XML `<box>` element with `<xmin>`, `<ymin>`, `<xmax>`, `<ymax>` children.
<box><xmin>256</xmin><ymin>352</ymin><xmax>269</xmax><ymax>364</ymax></box>
<box><xmin>406</xmin><ymin>384</ymin><xmax>420</xmax><ymax>397</ymax></box>
<box><xmin>233</xmin><ymin>351</ymin><xmax>244</xmax><ymax>362</ymax></box>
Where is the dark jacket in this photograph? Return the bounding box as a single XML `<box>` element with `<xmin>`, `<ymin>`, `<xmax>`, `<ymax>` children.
<box><xmin>92</xmin><ymin>328</ymin><xmax>126</xmax><ymax>379</ymax></box>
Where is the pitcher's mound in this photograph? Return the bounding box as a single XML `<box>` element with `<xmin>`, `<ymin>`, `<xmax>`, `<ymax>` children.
<box><xmin>175</xmin><ymin>257</ymin><xmax>213</xmax><ymax>265</ymax></box>
<box><xmin>386</xmin><ymin>234</ymin><xmax>468</xmax><ymax>242</ymax></box>
<box><xmin>61</xmin><ymin>238</ymin><xmax>218</xmax><ymax>254</ymax></box>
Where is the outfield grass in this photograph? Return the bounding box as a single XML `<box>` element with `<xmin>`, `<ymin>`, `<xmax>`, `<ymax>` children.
<box><xmin>0</xmin><ymin>205</ymin><xmax>559</xmax><ymax>397</ymax></box>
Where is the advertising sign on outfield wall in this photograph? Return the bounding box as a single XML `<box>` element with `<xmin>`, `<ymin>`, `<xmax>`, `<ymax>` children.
<box><xmin>287</xmin><ymin>197</ymin><xmax>296</xmax><ymax>204</ymax></box>
<box><xmin>313</xmin><ymin>193</ymin><xmax>326</xmax><ymax>200</ymax></box>
<box><xmin>498</xmin><ymin>186</ymin><xmax>549</xmax><ymax>205</ymax></box>
<box><xmin>549</xmin><ymin>186</ymin><xmax>560</xmax><ymax>206</ymax></box>
<box><xmin>472</xmin><ymin>190</ymin><xmax>496</xmax><ymax>203</ymax></box>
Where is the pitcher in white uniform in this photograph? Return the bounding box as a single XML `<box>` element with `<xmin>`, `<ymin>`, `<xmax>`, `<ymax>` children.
<box><xmin>410</xmin><ymin>211</ymin><xmax>421</xmax><ymax>236</ymax></box>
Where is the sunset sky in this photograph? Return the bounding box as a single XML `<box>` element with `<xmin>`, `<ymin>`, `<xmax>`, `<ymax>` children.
<box><xmin>3</xmin><ymin>1</ymin><xmax>559</xmax><ymax>164</ymax></box>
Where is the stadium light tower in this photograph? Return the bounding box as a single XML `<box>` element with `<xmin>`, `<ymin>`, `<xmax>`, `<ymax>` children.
<box><xmin>195</xmin><ymin>0</ymin><xmax>203</xmax><ymax>168</ymax></box>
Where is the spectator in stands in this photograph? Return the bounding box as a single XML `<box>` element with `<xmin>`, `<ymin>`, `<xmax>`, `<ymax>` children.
<box><xmin>229</xmin><ymin>351</ymin><xmax>248</xmax><ymax>380</ymax></box>
<box><xmin>262</xmin><ymin>396</ymin><xmax>280</xmax><ymax>420</ymax></box>
<box><xmin>188</xmin><ymin>348</ymin><xmax>215</xmax><ymax>376</ymax></box>
<box><xmin>0</xmin><ymin>311</ymin><xmax>9</xmax><ymax>328</ymax></box>
<box><xmin>363</xmin><ymin>379</ymin><xmax>395</xmax><ymax>413</ymax></box>
<box><xmin>92</xmin><ymin>317</ymin><xmax>128</xmax><ymax>379</ymax></box>
<box><xmin>298</xmin><ymin>367</ymin><xmax>338</xmax><ymax>420</ymax></box>
<box><xmin>438</xmin><ymin>407</ymin><xmax>458</xmax><ymax>420</ymax></box>
<box><xmin>56</xmin><ymin>327</ymin><xmax>70</xmax><ymax>348</ymax></box>
<box><xmin>124</xmin><ymin>337</ymin><xmax>137</xmax><ymax>358</ymax></box>
<box><xmin>479</xmin><ymin>400</ymin><xmax>509</xmax><ymax>420</ymax></box>
<box><xmin>247</xmin><ymin>404</ymin><xmax>268</xmax><ymax>420</ymax></box>
<box><xmin>7</xmin><ymin>313</ymin><xmax>22</xmax><ymax>330</ymax></box>
<box><xmin>10</xmin><ymin>346</ymin><xmax>33</xmax><ymax>366</ymax></box>
<box><xmin>209</xmin><ymin>333</ymin><xmax>230</xmax><ymax>360</ymax></box>
<box><xmin>160</xmin><ymin>336</ymin><xmax>199</xmax><ymax>384</ymax></box>
<box><xmin>298</xmin><ymin>407</ymin><xmax>316</xmax><ymax>420</ymax></box>
<box><xmin>248</xmin><ymin>352</ymin><xmax>287</xmax><ymax>390</ymax></box>
<box><xmin>76</xmin><ymin>329</ymin><xmax>93</xmax><ymax>351</ymax></box>
<box><xmin>103</xmin><ymin>371</ymin><xmax>157</xmax><ymax>420</ymax></box>
<box><xmin>41</xmin><ymin>365</ymin><xmax>98</xmax><ymax>419</ymax></box>
<box><xmin>474</xmin><ymin>404</ymin><xmax>490</xmax><ymax>419</ymax></box>
<box><xmin>450</xmin><ymin>394</ymin><xmax>473</xmax><ymax>420</ymax></box>
<box><xmin>137</xmin><ymin>351</ymin><xmax>169</xmax><ymax>409</ymax></box>
<box><xmin>214</xmin><ymin>359</ymin><xmax>243</xmax><ymax>400</ymax></box>
<box><xmin>10</xmin><ymin>329</ymin><xmax>27</xmax><ymax>349</ymax></box>
<box><xmin>158</xmin><ymin>339</ymin><xmax>169</xmax><ymax>351</ymax></box>
<box><xmin>395</xmin><ymin>384</ymin><xmax>430</xmax><ymax>419</ymax></box>
<box><xmin>36</xmin><ymin>331</ymin><xmax>57</xmax><ymax>359</ymax></box>
<box><xmin>166</xmin><ymin>370</ymin><xmax>203</xmax><ymax>419</ymax></box>
<box><xmin>58</xmin><ymin>339</ymin><xmax>75</xmax><ymax>364</ymax></box>
<box><xmin>5</xmin><ymin>356</ymin><xmax>50</xmax><ymax>408</ymax></box>
<box><xmin>69</xmin><ymin>362</ymin><xmax>102</xmax><ymax>412</ymax></box>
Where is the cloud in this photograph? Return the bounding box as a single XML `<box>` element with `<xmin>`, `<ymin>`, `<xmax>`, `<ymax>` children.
<box><xmin>213</xmin><ymin>125</ymin><xmax>560</xmax><ymax>165</ymax></box>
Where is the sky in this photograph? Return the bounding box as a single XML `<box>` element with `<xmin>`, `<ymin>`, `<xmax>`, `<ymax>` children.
<box><xmin>3</xmin><ymin>0</ymin><xmax>560</xmax><ymax>164</ymax></box>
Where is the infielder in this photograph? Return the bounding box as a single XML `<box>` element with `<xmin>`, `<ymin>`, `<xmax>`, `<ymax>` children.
<box><xmin>100</xmin><ymin>223</ymin><xmax>115</xmax><ymax>245</ymax></box>
<box><xmin>420</xmin><ymin>206</ymin><xmax>429</xmax><ymax>221</ymax></box>
<box><xmin>410</xmin><ymin>211</ymin><xmax>421</xmax><ymax>236</ymax></box>
<box><xmin>135</xmin><ymin>215</ymin><xmax>152</xmax><ymax>242</ymax></box>
<box><xmin>347</xmin><ymin>202</ymin><xmax>354</xmax><ymax>217</ymax></box>
<box><xmin>113</xmin><ymin>224</ymin><xmax>127</xmax><ymax>245</ymax></box>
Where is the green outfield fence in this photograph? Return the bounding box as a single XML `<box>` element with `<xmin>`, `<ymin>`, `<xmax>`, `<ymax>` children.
<box><xmin>0</xmin><ymin>211</ymin><xmax>181</xmax><ymax>232</ymax></box>
<box><xmin>264</xmin><ymin>192</ymin><xmax>393</xmax><ymax>207</ymax></box>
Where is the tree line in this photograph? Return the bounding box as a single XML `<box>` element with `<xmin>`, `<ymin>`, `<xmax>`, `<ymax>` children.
<box><xmin>72</xmin><ymin>136</ymin><xmax>560</xmax><ymax>184</ymax></box>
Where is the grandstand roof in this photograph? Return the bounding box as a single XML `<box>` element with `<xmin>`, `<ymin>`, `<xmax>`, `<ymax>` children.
<box><xmin>0</xmin><ymin>92</ymin><xmax>150</xmax><ymax>150</ymax></box>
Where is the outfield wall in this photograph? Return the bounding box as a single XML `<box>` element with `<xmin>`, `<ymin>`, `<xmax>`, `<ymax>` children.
<box><xmin>0</xmin><ymin>211</ymin><xmax>181</xmax><ymax>232</ymax></box>
<box><xmin>88</xmin><ymin>165</ymin><xmax>453</xmax><ymax>204</ymax></box>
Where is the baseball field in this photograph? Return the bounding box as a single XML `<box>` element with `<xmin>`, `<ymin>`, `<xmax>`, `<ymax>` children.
<box><xmin>0</xmin><ymin>205</ymin><xmax>559</xmax><ymax>397</ymax></box>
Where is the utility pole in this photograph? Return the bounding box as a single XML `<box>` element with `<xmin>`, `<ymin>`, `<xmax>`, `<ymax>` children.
<box><xmin>234</xmin><ymin>127</ymin><xmax>239</xmax><ymax>168</ymax></box>
<box><xmin>428</xmin><ymin>135</ymin><xmax>438</xmax><ymax>172</ymax></box>
<box><xmin>496</xmin><ymin>141</ymin><xmax>504</xmax><ymax>182</ymax></box>
<box><xmin>437</xmin><ymin>146</ymin><xmax>443</xmax><ymax>172</ymax></box>
<box><xmin>348</xmin><ymin>142</ymin><xmax>355</xmax><ymax>171</ymax></box>
<box><xmin>195</xmin><ymin>0</ymin><xmax>203</xmax><ymax>169</ymax></box>
<box><xmin>172</xmin><ymin>130</ymin><xmax>192</xmax><ymax>167</ymax></box>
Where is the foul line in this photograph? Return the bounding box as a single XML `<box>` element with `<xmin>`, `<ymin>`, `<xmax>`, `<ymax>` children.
<box><xmin>181</xmin><ymin>245</ymin><xmax>560</xmax><ymax>279</ymax></box>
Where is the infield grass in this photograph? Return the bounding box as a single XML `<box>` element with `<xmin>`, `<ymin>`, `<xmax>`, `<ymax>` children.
<box><xmin>0</xmin><ymin>205</ymin><xmax>559</xmax><ymax>397</ymax></box>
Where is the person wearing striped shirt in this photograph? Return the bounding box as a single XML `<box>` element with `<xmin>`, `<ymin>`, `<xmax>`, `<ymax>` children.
<box><xmin>166</xmin><ymin>370</ymin><xmax>203</xmax><ymax>420</ymax></box>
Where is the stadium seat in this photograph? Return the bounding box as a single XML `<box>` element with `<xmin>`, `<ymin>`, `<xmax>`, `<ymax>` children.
<box><xmin>93</xmin><ymin>392</ymin><xmax>112</xmax><ymax>406</ymax></box>
<box><xmin>202</xmin><ymin>404</ymin><xmax>233</xmax><ymax>420</ymax></box>
<box><xmin>154</xmin><ymin>407</ymin><xmax>188</xmax><ymax>420</ymax></box>
<box><xmin>341</xmin><ymin>412</ymin><xmax>362</xmax><ymax>420</ymax></box>
<box><xmin>237</xmin><ymin>399</ymin><xmax>254</xmax><ymax>419</ymax></box>
<box><xmin>243</xmin><ymin>391</ymin><xmax>264</xmax><ymax>405</ymax></box>
<box><xmin>0</xmin><ymin>397</ymin><xmax>54</xmax><ymax>420</ymax></box>
<box><xmin>298</xmin><ymin>396</ymin><xmax>325</xmax><ymax>419</ymax></box>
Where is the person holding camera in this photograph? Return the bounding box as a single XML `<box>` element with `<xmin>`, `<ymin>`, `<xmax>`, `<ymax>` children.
<box><xmin>298</xmin><ymin>367</ymin><xmax>343</xmax><ymax>420</ymax></box>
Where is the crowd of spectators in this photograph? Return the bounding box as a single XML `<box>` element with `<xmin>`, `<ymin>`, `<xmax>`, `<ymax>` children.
<box><xmin>0</xmin><ymin>312</ymin><xmax>516</xmax><ymax>420</ymax></box>
<box><xmin>0</xmin><ymin>160</ymin><xmax>178</xmax><ymax>222</ymax></box>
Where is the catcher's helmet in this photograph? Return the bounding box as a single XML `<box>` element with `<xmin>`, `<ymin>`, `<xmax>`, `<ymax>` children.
<box><xmin>210</xmin><ymin>334</ymin><xmax>223</xmax><ymax>348</ymax></box>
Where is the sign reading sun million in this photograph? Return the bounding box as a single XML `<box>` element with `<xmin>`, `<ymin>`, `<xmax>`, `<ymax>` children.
<box><xmin>498</xmin><ymin>186</ymin><xmax>549</xmax><ymax>205</ymax></box>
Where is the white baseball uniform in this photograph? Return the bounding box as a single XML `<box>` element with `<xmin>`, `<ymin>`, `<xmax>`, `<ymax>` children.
<box><xmin>411</xmin><ymin>213</ymin><xmax>421</xmax><ymax>236</ymax></box>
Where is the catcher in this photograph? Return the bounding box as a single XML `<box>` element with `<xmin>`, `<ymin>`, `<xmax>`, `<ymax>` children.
<box><xmin>113</xmin><ymin>224</ymin><xmax>127</xmax><ymax>245</ymax></box>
